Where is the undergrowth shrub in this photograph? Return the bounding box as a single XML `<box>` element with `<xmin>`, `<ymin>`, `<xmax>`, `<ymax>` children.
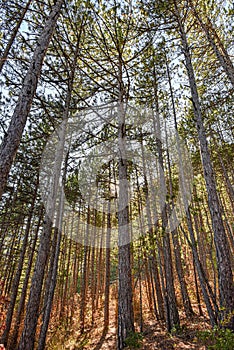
<box><xmin>197</xmin><ymin>327</ymin><xmax>234</xmax><ymax>350</ymax></box>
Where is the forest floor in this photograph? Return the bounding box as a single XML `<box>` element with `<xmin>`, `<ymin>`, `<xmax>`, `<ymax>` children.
<box><xmin>47</xmin><ymin>286</ymin><xmax>211</xmax><ymax>350</ymax></box>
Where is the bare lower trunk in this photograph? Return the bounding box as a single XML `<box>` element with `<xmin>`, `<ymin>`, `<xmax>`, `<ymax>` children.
<box><xmin>117</xmin><ymin>94</ymin><xmax>134</xmax><ymax>348</ymax></box>
<box><xmin>152</xmin><ymin>69</ymin><xmax>180</xmax><ymax>330</ymax></box>
<box><xmin>18</xmin><ymin>117</ymin><xmax>67</xmax><ymax>350</ymax></box>
<box><xmin>104</xmin><ymin>163</ymin><xmax>112</xmax><ymax>330</ymax></box>
<box><xmin>9</xmin><ymin>209</ymin><xmax>43</xmax><ymax>350</ymax></box>
<box><xmin>17</xmin><ymin>215</ymin><xmax>53</xmax><ymax>350</ymax></box>
<box><xmin>37</xmin><ymin>195</ymin><xmax>64</xmax><ymax>350</ymax></box>
<box><xmin>0</xmin><ymin>183</ymin><xmax>38</xmax><ymax>347</ymax></box>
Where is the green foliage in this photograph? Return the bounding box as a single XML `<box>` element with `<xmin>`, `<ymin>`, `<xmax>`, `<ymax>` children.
<box><xmin>197</xmin><ymin>327</ymin><xmax>234</xmax><ymax>350</ymax></box>
<box><xmin>170</xmin><ymin>324</ymin><xmax>187</xmax><ymax>336</ymax></box>
<box><xmin>124</xmin><ymin>332</ymin><xmax>143</xmax><ymax>349</ymax></box>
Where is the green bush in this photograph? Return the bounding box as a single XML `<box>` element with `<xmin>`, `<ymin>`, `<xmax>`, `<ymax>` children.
<box><xmin>170</xmin><ymin>324</ymin><xmax>186</xmax><ymax>335</ymax></box>
<box><xmin>124</xmin><ymin>332</ymin><xmax>143</xmax><ymax>349</ymax></box>
<box><xmin>197</xmin><ymin>327</ymin><xmax>234</xmax><ymax>350</ymax></box>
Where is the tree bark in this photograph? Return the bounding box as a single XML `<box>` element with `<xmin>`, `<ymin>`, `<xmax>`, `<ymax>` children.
<box><xmin>18</xmin><ymin>115</ymin><xmax>67</xmax><ymax>350</ymax></box>
<box><xmin>152</xmin><ymin>67</ymin><xmax>180</xmax><ymax>330</ymax></box>
<box><xmin>174</xmin><ymin>2</ymin><xmax>234</xmax><ymax>329</ymax></box>
<box><xmin>37</xmin><ymin>193</ymin><xmax>64</xmax><ymax>350</ymax></box>
<box><xmin>0</xmin><ymin>180</ymin><xmax>38</xmax><ymax>347</ymax></box>
<box><xmin>117</xmin><ymin>72</ymin><xmax>134</xmax><ymax>349</ymax></box>
<box><xmin>0</xmin><ymin>0</ymin><xmax>33</xmax><ymax>74</ymax></box>
<box><xmin>0</xmin><ymin>0</ymin><xmax>64</xmax><ymax>199</ymax></box>
<box><xmin>8</xmin><ymin>208</ymin><xmax>43</xmax><ymax>350</ymax></box>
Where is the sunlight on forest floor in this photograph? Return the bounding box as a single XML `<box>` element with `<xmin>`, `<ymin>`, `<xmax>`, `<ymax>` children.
<box><xmin>47</xmin><ymin>285</ymin><xmax>210</xmax><ymax>349</ymax></box>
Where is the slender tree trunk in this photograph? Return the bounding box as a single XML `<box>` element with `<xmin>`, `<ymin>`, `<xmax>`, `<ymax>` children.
<box><xmin>9</xmin><ymin>208</ymin><xmax>43</xmax><ymax>350</ymax></box>
<box><xmin>80</xmin><ymin>209</ymin><xmax>90</xmax><ymax>334</ymax></box>
<box><xmin>189</xmin><ymin>0</ymin><xmax>234</xmax><ymax>87</ymax></box>
<box><xmin>149</xmin><ymin>257</ymin><xmax>159</xmax><ymax>320</ymax></box>
<box><xmin>104</xmin><ymin>163</ymin><xmax>112</xmax><ymax>331</ymax></box>
<box><xmin>0</xmin><ymin>0</ymin><xmax>33</xmax><ymax>73</ymax></box>
<box><xmin>117</xmin><ymin>66</ymin><xmax>134</xmax><ymax>349</ymax></box>
<box><xmin>193</xmin><ymin>256</ymin><xmax>203</xmax><ymax>316</ymax></box>
<box><xmin>175</xmin><ymin>2</ymin><xmax>234</xmax><ymax>329</ymax></box>
<box><xmin>151</xmin><ymin>66</ymin><xmax>180</xmax><ymax>330</ymax></box>
<box><xmin>18</xmin><ymin>116</ymin><xmax>67</xmax><ymax>350</ymax></box>
<box><xmin>0</xmin><ymin>0</ymin><xmax>64</xmax><ymax>199</ymax></box>
<box><xmin>180</xmin><ymin>219</ymin><xmax>218</xmax><ymax>327</ymax></box>
<box><xmin>37</xmin><ymin>191</ymin><xmax>64</xmax><ymax>350</ymax></box>
<box><xmin>2</xmin><ymin>220</ymin><xmax>23</xmax><ymax>295</ymax></box>
<box><xmin>165</xmin><ymin>63</ymin><xmax>194</xmax><ymax>319</ymax></box>
<box><xmin>0</xmin><ymin>181</ymin><xmax>38</xmax><ymax>347</ymax></box>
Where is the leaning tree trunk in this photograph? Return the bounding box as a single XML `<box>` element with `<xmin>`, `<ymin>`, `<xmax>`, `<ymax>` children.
<box><xmin>9</xmin><ymin>208</ymin><xmax>43</xmax><ymax>350</ymax></box>
<box><xmin>37</xmin><ymin>33</ymin><xmax>82</xmax><ymax>347</ymax></box>
<box><xmin>0</xmin><ymin>0</ymin><xmax>33</xmax><ymax>74</ymax></box>
<box><xmin>165</xmin><ymin>64</ymin><xmax>194</xmax><ymax>319</ymax></box>
<box><xmin>0</xmin><ymin>179</ymin><xmax>38</xmax><ymax>347</ymax></box>
<box><xmin>165</xmin><ymin>143</ymin><xmax>194</xmax><ymax>319</ymax></box>
<box><xmin>18</xmin><ymin>116</ymin><xmax>67</xmax><ymax>350</ymax></box>
<box><xmin>37</xmin><ymin>191</ymin><xmax>64</xmax><ymax>350</ymax></box>
<box><xmin>174</xmin><ymin>1</ymin><xmax>234</xmax><ymax>329</ymax></box>
<box><xmin>0</xmin><ymin>0</ymin><xmax>64</xmax><ymax>200</ymax></box>
<box><xmin>165</xmin><ymin>50</ymin><xmax>218</xmax><ymax>326</ymax></box>
<box><xmin>189</xmin><ymin>0</ymin><xmax>234</xmax><ymax>88</ymax></box>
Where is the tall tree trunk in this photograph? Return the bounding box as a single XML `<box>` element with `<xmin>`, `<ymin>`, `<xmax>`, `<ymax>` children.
<box><xmin>18</xmin><ymin>116</ymin><xmax>67</xmax><ymax>350</ymax></box>
<box><xmin>174</xmin><ymin>2</ymin><xmax>234</xmax><ymax>329</ymax></box>
<box><xmin>0</xmin><ymin>180</ymin><xmax>38</xmax><ymax>347</ymax></box>
<box><xmin>0</xmin><ymin>0</ymin><xmax>64</xmax><ymax>199</ymax></box>
<box><xmin>9</xmin><ymin>208</ymin><xmax>43</xmax><ymax>350</ymax></box>
<box><xmin>80</xmin><ymin>208</ymin><xmax>90</xmax><ymax>334</ymax></box>
<box><xmin>166</xmin><ymin>56</ymin><xmax>218</xmax><ymax>323</ymax></box>
<box><xmin>104</xmin><ymin>162</ymin><xmax>112</xmax><ymax>331</ymax></box>
<box><xmin>165</xmin><ymin>59</ymin><xmax>195</xmax><ymax>319</ymax></box>
<box><xmin>117</xmin><ymin>67</ymin><xmax>134</xmax><ymax>349</ymax></box>
<box><xmin>37</xmin><ymin>191</ymin><xmax>64</xmax><ymax>350</ymax></box>
<box><xmin>152</xmin><ymin>65</ymin><xmax>180</xmax><ymax>330</ymax></box>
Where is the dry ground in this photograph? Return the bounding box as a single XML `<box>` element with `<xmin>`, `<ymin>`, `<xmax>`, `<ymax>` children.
<box><xmin>47</xmin><ymin>288</ymin><xmax>210</xmax><ymax>350</ymax></box>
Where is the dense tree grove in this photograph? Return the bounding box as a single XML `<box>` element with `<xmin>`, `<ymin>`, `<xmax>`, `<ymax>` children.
<box><xmin>0</xmin><ymin>0</ymin><xmax>233</xmax><ymax>349</ymax></box>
